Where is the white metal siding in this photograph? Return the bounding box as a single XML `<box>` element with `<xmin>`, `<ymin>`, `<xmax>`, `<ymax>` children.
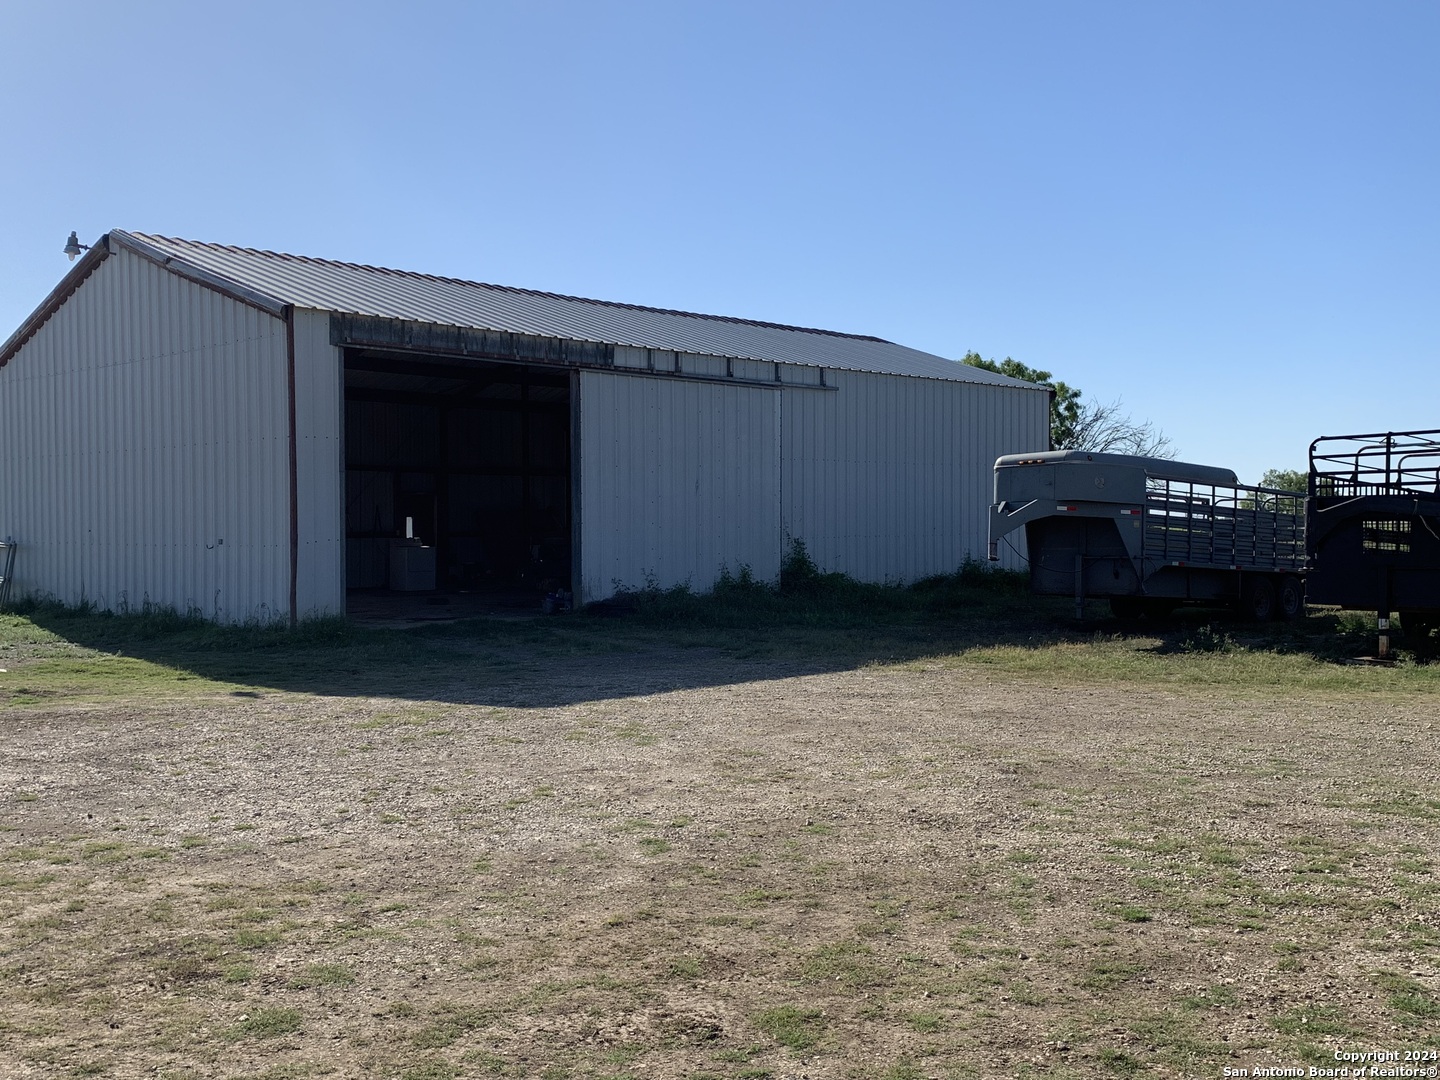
<box><xmin>577</xmin><ymin>370</ymin><xmax>781</xmax><ymax>601</ymax></box>
<box><xmin>781</xmin><ymin>370</ymin><xmax>1046</xmax><ymax>581</ymax></box>
<box><xmin>0</xmin><ymin>247</ymin><xmax>292</xmax><ymax>622</ymax></box>
<box><xmin>291</xmin><ymin>309</ymin><xmax>345</xmax><ymax>616</ymax></box>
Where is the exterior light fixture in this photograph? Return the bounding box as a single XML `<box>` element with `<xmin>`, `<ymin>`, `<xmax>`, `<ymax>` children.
<box><xmin>64</xmin><ymin>231</ymin><xmax>91</xmax><ymax>261</ymax></box>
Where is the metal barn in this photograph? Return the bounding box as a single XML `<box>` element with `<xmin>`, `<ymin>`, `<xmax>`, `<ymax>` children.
<box><xmin>0</xmin><ymin>231</ymin><xmax>1048</xmax><ymax>623</ymax></box>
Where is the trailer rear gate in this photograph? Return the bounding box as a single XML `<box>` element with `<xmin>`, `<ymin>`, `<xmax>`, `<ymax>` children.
<box><xmin>1307</xmin><ymin>429</ymin><xmax>1440</xmax><ymax>653</ymax></box>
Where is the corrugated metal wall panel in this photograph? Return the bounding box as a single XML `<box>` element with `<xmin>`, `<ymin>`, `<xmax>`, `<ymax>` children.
<box><xmin>781</xmin><ymin>370</ymin><xmax>1046</xmax><ymax>581</ymax></box>
<box><xmin>732</xmin><ymin>358</ymin><xmax>769</xmax><ymax>382</ymax></box>
<box><xmin>291</xmin><ymin>308</ymin><xmax>345</xmax><ymax>616</ymax></box>
<box><xmin>0</xmin><ymin>247</ymin><xmax>292</xmax><ymax>622</ymax></box>
<box><xmin>781</xmin><ymin>362</ymin><xmax>823</xmax><ymax>387</ymax></box>
<box><xmin>683</xmin><ymin>355</ymin><xmax>728</xmax><ymax>379</ymax></box>
<box><xmin>576</xmin><ymin>370</ymin><xmax>781</xmax><ymax>601</ymax></box>
<box><xmin>613</xmin><ymin>345</ymin><xmax>647</xmax><ymax>369</ymax></box>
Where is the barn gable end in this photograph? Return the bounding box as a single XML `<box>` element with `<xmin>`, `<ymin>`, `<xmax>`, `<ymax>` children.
<box><xmin>0</xmin><ymin>245</ymin><xmax>294</xmax><ymax>622</ymax></box>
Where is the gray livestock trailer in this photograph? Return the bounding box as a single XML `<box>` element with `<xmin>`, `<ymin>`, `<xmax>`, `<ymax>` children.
<box><xmin>988</xmin><ymin>450</ymin><xmax>1307</xmax><ymax>619</ymax></box>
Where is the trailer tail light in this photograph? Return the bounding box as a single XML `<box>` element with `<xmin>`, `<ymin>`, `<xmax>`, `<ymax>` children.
<box><xmin>1058</xmin><ymin>504</ymin><xmax>1079</xmax><ymax>512</ymax></box>
<box><xmin>1120</xmin><ymin>508</ymin><xmax>1142</xmax><ymax>516</ymax></box>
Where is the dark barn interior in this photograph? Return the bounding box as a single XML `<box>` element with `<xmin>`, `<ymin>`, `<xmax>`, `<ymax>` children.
<box><xmin>343</xmin><ymin>349</ymin><xmax>572</xmax><ymax>609</ymax></box>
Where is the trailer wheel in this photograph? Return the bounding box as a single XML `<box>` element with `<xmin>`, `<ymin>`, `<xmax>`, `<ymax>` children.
<box><xmin>1276</xmin><ymin>575</ymin><xmax>1305</xmax><ymax>621</ymax></box>
<box><xmin>1110</xmin><ymin>596</ymin><xmax>1144</xmax><ymax>619</ymax></box>
<box><xmin>1241</xmin><ymin>576</ymin><xmax>1277</xmax><ymax>621</ymax></box>
<box><xmin>1400</xmin><ymin>611</ymin><xmax>1437</xmax><ymax>653</ymax></box>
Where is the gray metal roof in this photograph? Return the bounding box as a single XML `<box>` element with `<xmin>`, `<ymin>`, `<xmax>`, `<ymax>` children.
<box><xmin>97</xmin><ymin>231</ymin><xmax>1034</xmax><ymax>388</ymax></box>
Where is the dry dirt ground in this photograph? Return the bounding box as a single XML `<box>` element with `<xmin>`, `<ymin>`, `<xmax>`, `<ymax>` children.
<box><xmin>2</xmin><ymin>646</ymin><xmax>1438</xmax><ymax>1079</ymax></box>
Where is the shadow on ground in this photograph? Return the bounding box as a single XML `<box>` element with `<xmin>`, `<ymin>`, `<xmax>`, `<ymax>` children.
<box><xmin>11</xmin><ymin>591</ymin><xmax>1403</xmax><ymax>708</ymax></box>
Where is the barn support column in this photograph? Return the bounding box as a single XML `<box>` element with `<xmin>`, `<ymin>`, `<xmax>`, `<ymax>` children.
<box><xmin>285</xmin><ymin>307</ymin><xmax>299</xmax><ymax>627</ymax></box>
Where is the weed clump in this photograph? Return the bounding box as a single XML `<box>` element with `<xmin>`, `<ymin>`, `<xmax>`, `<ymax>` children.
<box><xmin>617</xmin><ymin>539</ymin><xmax>1027</xmax><ymax>630</ymax></box>
<box><xmin>753</xmin><ymin>1004</ymin><xmax>825</xmax><ymax>1050</ymax></box>
<box><xmin>228</xmin><ymin>1006</ymin><xmax>302</xmax><ymax>1039</ymax></box>
<box><xmin>1179</xmin><ymin>625</ymin><xmax>1239</xmax><ymax>654</ymax></box>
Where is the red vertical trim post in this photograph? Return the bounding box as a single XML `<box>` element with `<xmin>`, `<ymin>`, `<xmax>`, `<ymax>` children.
<box><xmin>569</xmin><ymin>368</ymin><xmax>582</xmax><ymax>606</ymax></box>
<box><xmin>285</xmin><ymin>308</ymin><xmax>299</xmax><ymax>627</ymax></box>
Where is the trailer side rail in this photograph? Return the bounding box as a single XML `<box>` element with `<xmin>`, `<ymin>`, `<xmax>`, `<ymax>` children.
<box><xmin>1143</xmin><ymin>477</ymin><xmax>1305</xmax><ymax>571</ymax></box>
<box><xmin>1309</xmin><ymin>429</ymin><xmax>1440</xmax><ymax>500</ymax></box>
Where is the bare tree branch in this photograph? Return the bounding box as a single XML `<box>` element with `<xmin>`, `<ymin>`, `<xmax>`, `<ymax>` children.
<box><xmin>1065</xmin><ymin>398</ymin><xmax>1177</xmax><ymax>458</ymax></box>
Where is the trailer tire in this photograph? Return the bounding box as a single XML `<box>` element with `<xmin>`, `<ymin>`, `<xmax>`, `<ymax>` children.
<box><xmin>1276</xmin><ymin>575</ymin><xmax>1305</xmax><ymax>621</ymax></box>
<box><xmin>1110</xmin><ymin>596</ymin><xmax>1145</xmax><ymax>620</ymax></box>
<box><xmin>1241</xmin><ymin>576</ymin><xmax>1277</xmax><ymax>621</ymax></box>
<box><xmin>1400</xmin><ymin>611</ymin><xmax>1437</xmax><ymax>653</ymax></box>
<box><xmin>1142</xmin><ymin>598</ymin><xmax>1179</xmax><ymax>619</ymax></box>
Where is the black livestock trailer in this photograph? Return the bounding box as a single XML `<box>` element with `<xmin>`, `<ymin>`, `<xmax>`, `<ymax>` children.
<box><xmin>1307</xmin><ymin>429</ymin><xmax>1440</xmax><ymax>656</ymax></box>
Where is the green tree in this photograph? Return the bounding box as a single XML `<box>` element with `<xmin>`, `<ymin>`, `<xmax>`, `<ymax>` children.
<box><xmin>961</xmin><ymin>352</ymin><xmax>1081</xmax><ymax>449</ymax></box>
<box><xmin>1245</xmin><ymin>467</ymin><xmax>1309</xmax><ymax>510</ymax></box>
<box><xmin>1259</xmin><ymin>468</ymin><xmax>1307</xmax><ymax>492</ymax></box>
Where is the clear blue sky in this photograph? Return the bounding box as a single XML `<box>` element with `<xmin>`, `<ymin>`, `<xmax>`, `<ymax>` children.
<box><xmin>2</xmin><ymin>0</ymin><xmax>1435</xmax><ymax>485</ymax></box>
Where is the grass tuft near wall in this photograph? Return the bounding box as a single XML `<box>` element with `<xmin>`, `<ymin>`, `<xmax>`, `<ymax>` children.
<box><xmin>618</xmin><ymin>540</ymin><xmax>1030</xmax><ymax>630</ymax></box>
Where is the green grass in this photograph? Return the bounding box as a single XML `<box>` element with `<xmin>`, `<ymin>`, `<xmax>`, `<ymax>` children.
<box><xmin>228</xmin><ymin>1007</ymin><xmax>303</xmax><ymax>1039</ymax></box>
<box><xmin>799</xmin><ymin>940</ymin><xmax>882</xmax><ymax>987</ymax></box>
<box><xmin>287</xmin><ymin>963</ymin><xmax>354</xmax><ymax>989</ymax></box>
<box><xmin>1271</xmin><ymin>1005</ymin><xmax>1354</xmax><ymax>1037</ymax></box>
<box><xmin>753</xmin><ymin>1005</ymin><xmax>825</xmax><ymax>1051</ymax></box>
<box><xmin>1095</xmin><ymin>1047</ymin><xmax>1143</xmax><ymax>1074</ymax></box>
<box><xmin>0</xmin><ymin>602</ymin><xmax>447</xmax><ymax>702</ymax></box>
<box><xmin>410</xmin><ymin>1004</ymin><xmax>487</xmax><ymax>1050</ymax></box>
<box><xmin>904</xmin><ymin>1011</ymin><xmax>943</xmax><ymax>1033</ymax></box>
<box><xmin>4</xmin><ymin>562</ymin><xmax>1437</xmax><ymax>708</ymax></box>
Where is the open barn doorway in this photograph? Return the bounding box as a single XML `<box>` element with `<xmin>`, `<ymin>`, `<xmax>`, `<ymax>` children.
<box><xmin>342</xmin><ymin>349</ymin><xmax>572</xmax><ymax>620</ymax></box>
